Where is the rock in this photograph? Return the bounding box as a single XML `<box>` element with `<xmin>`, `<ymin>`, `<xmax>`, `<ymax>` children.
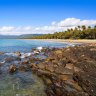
<box><xmin>90</xmin><ymin>48</ymin><xmax>96</xmax><ymax>51</ymax></box>
<box><xmin>9</xmin><ymin>64</ymin><xmax>17</xmax><ymax>73</ymax></box>
<box><xmin>20</xmin><ymin>60</ymin><xmax>29</xmax><ymax>65</ymax></box>
<box><xmin>54</xmin><ymin>67</ymin><xmax>73</xmax><ymax>75</ymax></box>
<box><xmin>73</xmin><ymin>72</ymin><xmax>96</xmax><ymax>96</ymax></box>
<box><xmin>47</xmin><ymin>57</ymin><xmax>55</xmax><ymax>62</ymax></box>
<box><xmin>74</xmin><ymin>67</ymin><xmax>81</xmax><ymax>72</ymax></box>
<box><xmin>30</xmin><ymin>43</ymin><xmax>96</xmax><ymax>96</ymax></box>
<box><xmin>54</xmin><ymin>50</ymin><xmax>62</xmax><ymax>55</ymax></box>
<box><xmin>0</xmin><ymin>52</ymin><xmax>5</xmax><ymax>55</ymax></box>
<box><xmin>65</xmin><ymin>63</ymin><xmax>74</xmax><ymax>70</ymax></box>
<box><xmin>14</xmin><ymin>52</ymin><xmax>21</xmax><ymax>56</ymax></box>
<box><xmin>37</xmin><ymin>63</ymin><xmax>45</xmax><ymax>69</ymax></box>
<box><xmin>65</xmin><ymin>64</ymin><xmax>82</xmax><ymax>72</ymax></box>
<box><xmin>29</xmin><ymin>63</ymin><xmax>37</xmax><ymax>68</ymax></box>
<box><xmin>58</xmin><ymin>74</ymin><xmax>71</xmax><ymax>81</ymax></box>
<box><xmin>29</xmin><ymin>57</ymin><xmax>44</xmax><ymax>64</ymax></box>
<box><xmin>19</xmin><ymin>65</ymin><xmax>29</xmax><ymax>72</ymax></box>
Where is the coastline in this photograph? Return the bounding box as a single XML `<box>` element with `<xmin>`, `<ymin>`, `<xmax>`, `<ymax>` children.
<box><xmin>0</xmin><ymin>39</ymin><xmax>96</xmax><ymax>95</ymax></box>
<box><xmin>24</xmin><ymin>39</ymin><xmax>96</xmax><ymax>44</ymax></box>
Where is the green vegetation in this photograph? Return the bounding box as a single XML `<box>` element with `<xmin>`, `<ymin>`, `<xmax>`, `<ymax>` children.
<box><xmin>32</xmin><ymin>25</ymin><xmax>96</xmax><ymax>39</ymax></box>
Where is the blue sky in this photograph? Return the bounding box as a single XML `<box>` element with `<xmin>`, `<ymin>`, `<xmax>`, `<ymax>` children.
<box><xmin>0</xmin><ymin>0</ymin><xmax>96</xmax><ymax>35</ymax></box>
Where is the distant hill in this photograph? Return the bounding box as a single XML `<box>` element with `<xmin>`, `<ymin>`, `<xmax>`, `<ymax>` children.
<box><xmin>0</xmin><ymin>34</ymin><xmax>43</xmax><ymax>39</ymax></box>
<box><xmin>19</xmin><ymin>34</ymin><xmax>43</xmax><ymax>39</ymax></box>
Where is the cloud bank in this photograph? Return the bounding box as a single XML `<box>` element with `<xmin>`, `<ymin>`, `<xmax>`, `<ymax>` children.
<box><xmin>0</xmin><ymin>18</ymin><xmax>96</xmax><ymax>35</ymax></box>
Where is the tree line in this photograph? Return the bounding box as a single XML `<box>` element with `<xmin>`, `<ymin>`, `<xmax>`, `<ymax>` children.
<box><xmin>31</xmin><ymin>25</ymin><xmax>96</xmax><ymax>39</ymax></box>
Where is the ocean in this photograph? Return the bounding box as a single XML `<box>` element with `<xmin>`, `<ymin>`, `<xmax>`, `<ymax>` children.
<box><xmin>0</xmin><ymin>39</ymin><xmax>75</xmax><ymax>52</ymax></box>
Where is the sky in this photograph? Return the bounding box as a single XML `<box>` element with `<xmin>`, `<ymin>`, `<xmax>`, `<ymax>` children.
<box><xmin>0</xmin><ymin>0</ymin><xmax>96</xmax><ymax>35</ymax></box>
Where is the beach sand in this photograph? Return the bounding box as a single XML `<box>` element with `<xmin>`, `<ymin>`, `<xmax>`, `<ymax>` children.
<box><xmin>30</xmin><ymin>39</ymin><xmax>96</xmax><ymax>44</ymax></box>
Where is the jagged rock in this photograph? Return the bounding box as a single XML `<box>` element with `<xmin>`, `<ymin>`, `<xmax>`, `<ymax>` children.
<box><xmin>73</xmin><ymin>72</ymin><xmax>96</xmax><ymax>96</ymax></box>
<box><xmin>30</xmin><ymin>43</ymin><xmax>96</xmax><ymax>96</ymax></box>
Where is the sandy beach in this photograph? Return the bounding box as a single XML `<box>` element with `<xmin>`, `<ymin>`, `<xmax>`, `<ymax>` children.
<box><xmin>30</xmin><ymin>39</ymin><xmax>96</xmax><ymax>44</ymax></box>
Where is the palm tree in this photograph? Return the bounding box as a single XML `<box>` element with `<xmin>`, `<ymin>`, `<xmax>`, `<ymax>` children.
<box><xmin>67</xmin><ymin>29</ymin><xmax>71</xmax><ymax>32</ymax></box>
<box><xmin>94</xmin><ymin>25</ymin><xmax>96</xmax><ymax>29</ymax></box>
<box><xmin>77</xmin><ymin>26</ymin><xmax>81</xmax><ymax>30</ymax></box>
<box><xmin>88</xmin><ymin>26</ymin><xmax>91</xmax><ymax>29</ymax></box>
<box><xmin>70</xmin><ymin>28</ymin><xmax>73</xmax><ymax>31</ymax></box>
<box><xmin>82</xmin><ymin>25</ymin><xmax>86</xmax><ymax>30</ymax></box>
<box><xmin>94</xmin><ymin>25</ymin><xmax>96</xmax><ymax>39</ymax></box>
<box><xmin>74</xmin><ymin>27</ymin><xmax>78</xmax><ymax>31</ymax></box>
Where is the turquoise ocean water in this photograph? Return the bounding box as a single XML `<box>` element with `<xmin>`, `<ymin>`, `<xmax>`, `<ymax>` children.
<box><xmin>0</xmin><ymin>39</ymin><xmax>74</xmax><ymax>52</ymax></box>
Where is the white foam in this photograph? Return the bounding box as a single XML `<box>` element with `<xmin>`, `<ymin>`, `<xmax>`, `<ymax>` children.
<box><xmin>1</xmin><ymin>61</ymin><xmax>5</xmax><ymax>64</ymax></box>
<box><xmin>5</xmin><ymin>53</ymin><xmax>18</xmax><ymax>57</ymax></box>
<box><xmin>20</xmin><ymin>53</ymin><xmax>32</xmax><ymax>58</ymax></box>
<box><xmin>33</xmin><ymin>50</ymin><xmax>39</xmax><ymax>54</ymax></box>
<box><xmin>37</xmin><ymin>47</ymin><xmax>43</xmax><ymax>51</ymax></box>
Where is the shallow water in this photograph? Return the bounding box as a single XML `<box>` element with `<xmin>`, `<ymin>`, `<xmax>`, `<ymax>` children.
<box><xmin>0</xmin><ymin>39</ymin><xmax>75</xmax><ymax>52</ymax></box>
<box><xmin>0</xmin><ymin>53</ymin><xmax>46</xmax><ymax>96</ymax></box>
<box><xmin>0</xmin><ymin>72</ymin><xmax>46</xmax><ymax>96</ymax></box>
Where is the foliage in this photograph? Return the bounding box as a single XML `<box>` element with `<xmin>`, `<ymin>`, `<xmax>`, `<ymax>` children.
<box><xmin>31</xmin><ymin>25</ymin><xmax>96</xmax><ymax>39</ymax></box>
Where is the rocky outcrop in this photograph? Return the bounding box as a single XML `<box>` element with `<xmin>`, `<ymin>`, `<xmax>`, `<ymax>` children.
<box><xmin>30</xmin><ymin>43</ymin><xmax>96</xmax><ymax>96</ymax></box>
<box><xmin>0</xmin><ymin>44</ymin><xmax>96</xmax><ymax>96</ymax></box>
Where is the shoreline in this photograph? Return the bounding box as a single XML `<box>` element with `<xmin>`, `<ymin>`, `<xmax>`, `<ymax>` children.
<box><xmin>23</xmin><ymin>39</ymin><xmax>96</xmax><ymax>44</ymax></box>
<box><xmin>0</xmin><ymin>42</ymin><xmax>96</xmax><ymax>95</ymax></box>
<box><xmin>1</xmin><ymin>39</ymin><xmax>96</xmax><ymax>44</ymax></box>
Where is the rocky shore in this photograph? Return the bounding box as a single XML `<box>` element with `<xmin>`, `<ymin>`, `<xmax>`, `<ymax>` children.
<box><xmin>30</xmin><ymin>43</ymin><xmax>96</xmax><ymax>96</ymax></box>
<box><xmin>0</xmin><ymin>43</ymin><xmax>96</xmax><ymax>96</ymax></box>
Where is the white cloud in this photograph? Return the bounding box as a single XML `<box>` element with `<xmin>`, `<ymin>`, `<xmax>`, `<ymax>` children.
<box><xmin>0</xmin><ymin>18</ymin><xmax>96</xmax><ymax>35</ymax></box>
<box><xmin>0</xmin><ymin>26</ymin><xmax>14</xmax><ymax>32</ymax></box>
